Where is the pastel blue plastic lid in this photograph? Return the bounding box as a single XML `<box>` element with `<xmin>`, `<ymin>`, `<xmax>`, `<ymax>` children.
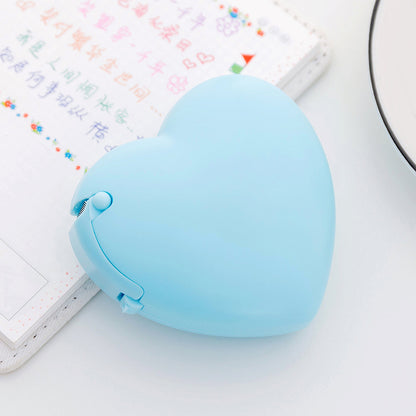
<box><xmin>69</xmin><ymin>75</ymin><xmax>335</xmax><ymax>337</ymax></box>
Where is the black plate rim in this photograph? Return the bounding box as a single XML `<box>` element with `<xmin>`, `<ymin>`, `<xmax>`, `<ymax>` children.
<box><xmin>368</xmin><ymin>0</ymin><xmax>416</xmax><ymax>172</ymax></box>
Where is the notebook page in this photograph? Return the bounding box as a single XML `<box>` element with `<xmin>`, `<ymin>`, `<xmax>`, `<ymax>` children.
<box><xmin>0</xmin><ymin>0</ymin><xmax>321</xmax><ymax>347</ymax></box>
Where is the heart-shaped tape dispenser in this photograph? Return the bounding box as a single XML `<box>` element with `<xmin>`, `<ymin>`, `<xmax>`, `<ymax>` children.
<box><xmin>69</xmin><ymin>75</ymin><xmax>335</xmax><ymax>337</ymax></box>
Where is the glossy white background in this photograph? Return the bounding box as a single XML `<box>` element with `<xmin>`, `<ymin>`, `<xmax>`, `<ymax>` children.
<box><xmin>2</xmin><ymin>0</ymin><xmax>416</xmax><ymax>414</ymax></box>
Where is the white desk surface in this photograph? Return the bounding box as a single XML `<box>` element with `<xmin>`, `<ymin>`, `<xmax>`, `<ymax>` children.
<box><xmin>2</xmin><ymin>1</ymin><xmax>416</xmax><ymax>414</ymax></box>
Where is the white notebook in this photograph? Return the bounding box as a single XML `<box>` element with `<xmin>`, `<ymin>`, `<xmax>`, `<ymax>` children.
<box><xmin>0</xmin><ymin>0</ymin><xmax>328</xmax><ymax>372</ymax></box>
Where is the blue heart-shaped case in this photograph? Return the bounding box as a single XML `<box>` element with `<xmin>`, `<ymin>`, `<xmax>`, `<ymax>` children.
<box><xmin>70</xmin><ymin>75</ymin><xmax>335</xmax><ymax>337</ymax></box>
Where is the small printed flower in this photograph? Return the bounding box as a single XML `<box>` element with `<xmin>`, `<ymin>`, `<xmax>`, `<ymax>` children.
<box><xmin>30</xmin><ymin>122</ymin><xmax>42</xmax><ymax>134</ymax></box>
<box><xmin>229</xmin><ymin>7</ymin><xmax>238</xmax><ymax>18</ymax></box>
<box><xmin>222</xmin><ymin>7</ymin><xmax>250</xmax><ymax>27</ymax></box>
<box><xmin>5</xmin><ymin>100</ymin><xmax>11</xmax><ymax>107</ymax></box>
<box><xmin>10</xmin><ymin>104</ymin><xmax>15</xmax><ymax>109</ymax></box>
<box><xmin>64</xmin><ymin>150</ymin><xmax>74</xmax><ymax>161</ymax></box>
